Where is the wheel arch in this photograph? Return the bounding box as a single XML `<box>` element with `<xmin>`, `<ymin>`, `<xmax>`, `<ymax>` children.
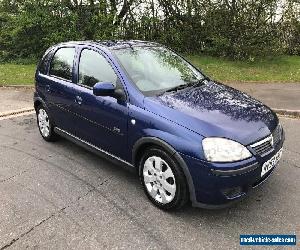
<box><xmin>33</xmin><ymin>96</ymin><xmax>57</xmax><ymax>127</ymax></box>
<box><xmin>34</xmin><ymin>96</ymin><xmax>47</xmax><ymax>111</ymax></box>
<box><xmin>132</xmin><ymin>137</ymin><xmax>176</xmax><ymax>169</ymax></box>
<box><xmin>132</xmin><ymin>137</ymin><xmax>197</xmax><ymax>205</ymax></box>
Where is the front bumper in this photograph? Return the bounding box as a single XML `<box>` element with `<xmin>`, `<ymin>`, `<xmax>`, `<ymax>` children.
<box><xmin>182</xmin><ymin>131</ymin><xmax>285</xmax><ymax>208</ymax></box>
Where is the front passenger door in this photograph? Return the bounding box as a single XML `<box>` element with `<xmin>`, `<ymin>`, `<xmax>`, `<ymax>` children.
<box><xmin>71</xmin><ymin>48</ymin><xmax>129</xmax><ymax>160</ymax></box>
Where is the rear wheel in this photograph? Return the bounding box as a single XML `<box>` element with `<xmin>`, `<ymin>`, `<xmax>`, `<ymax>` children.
<box><xmin>139</xmin><ymin>147</ymin><xmax>189</xmax><ymax>210</ymax></box>
<box><xmin>36</xmin><ymin>105</ymin><xmax>58</xmax><ymax>141</ymax></box>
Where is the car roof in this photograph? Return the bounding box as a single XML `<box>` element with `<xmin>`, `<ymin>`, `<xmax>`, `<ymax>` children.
<box><xmin>55</xmin><ymin>40</ymin><xmax>161</xmax><ymax>50</ymax></box>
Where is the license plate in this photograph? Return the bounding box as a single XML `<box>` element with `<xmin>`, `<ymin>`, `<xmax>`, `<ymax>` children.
<box><xmin>261</xmin><ymin>148</ymin><xmax>283</xmax><ymax>177</ymax></box>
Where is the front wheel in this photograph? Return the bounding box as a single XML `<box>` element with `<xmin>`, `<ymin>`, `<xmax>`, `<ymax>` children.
<box><xmin>36</xmin><ymin>105</ymin><xmax>58</xmax><ymax>142</ymax></box>
<box><xmin>139</xmin><ymin>148</ymin><xmax>189</xmax><ymax>210</ymax></box>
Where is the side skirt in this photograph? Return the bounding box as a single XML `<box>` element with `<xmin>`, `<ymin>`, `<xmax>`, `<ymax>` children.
<box><xmin>54</xmin><ymin>127</ymin><xmax>135</xmax><ymax>171</ymax></box>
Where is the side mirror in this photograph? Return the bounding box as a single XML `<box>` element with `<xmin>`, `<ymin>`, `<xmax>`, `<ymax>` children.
<box><xmin>93</xmin><ymin>82</ymin><xmax>125</xmax><ymax>101</ymax></box>
<box><xmin>93</xmin><ymin>82</ymin><xmax>115</xmax><ymax>96</ymax></box>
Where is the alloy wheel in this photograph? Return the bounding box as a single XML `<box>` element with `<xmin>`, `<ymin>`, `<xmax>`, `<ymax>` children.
<box><xmin>38</xmin><ymin>108</ymin><xmax>50</xmax><ymax>138</ymax></box>
<box><xmin>143</xmin><ymin>156</ymin><xmax>176</xmax><ymax>204</ymax></box>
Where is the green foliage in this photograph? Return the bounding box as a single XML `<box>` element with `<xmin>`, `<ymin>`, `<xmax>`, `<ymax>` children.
<box><xmin>0</xmin><ymin>0</ymin><xmax>118</xmax><ymax>61</ymax></box>
<box><xmin>200</xmin><ymin>1</ymin><xmax>282</xmax><ymax>59</ymax></box>
<box><xmin>0</xmin><ymin>0</ymin><xmax>299</xmax><ymax>61</ymax></box>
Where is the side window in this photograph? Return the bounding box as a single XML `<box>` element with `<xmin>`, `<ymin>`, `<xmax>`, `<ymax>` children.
<box><xmin>39</xmin><ymin>50</ymin><xmax>52</xmax><ymax>75</ymax></box>
<box><xmin>49</xmin><ymin>47</ymin><xmax>75</xmax><ymax>81</ymax></box>
<box><xmin>78</xmin><ymin>49</ymin><xmax>118</xmax><ymax>88</ymax></box>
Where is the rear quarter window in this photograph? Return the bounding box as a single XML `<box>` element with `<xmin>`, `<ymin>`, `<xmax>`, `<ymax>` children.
<box><xmin>38</xmin><ymin>50</ymin><xmax>53</xmax><ymax>75</ymax></box>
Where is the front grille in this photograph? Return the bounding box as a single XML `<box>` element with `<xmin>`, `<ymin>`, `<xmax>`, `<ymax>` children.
<box><xmin>252</xmin><ymin>139</ymin><xmax>273</xmax><ymax>155</ymax></box>
<box><xmin>250</xmin><ymin>124</ymin><xmax>282</xmax><ymax>156</ymax></box>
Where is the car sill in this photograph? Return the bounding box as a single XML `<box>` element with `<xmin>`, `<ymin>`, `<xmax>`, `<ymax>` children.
<box><xmin>54</xmin><ymin>127</ymin><xmax>134</xmax><ymax>168</ymax></box>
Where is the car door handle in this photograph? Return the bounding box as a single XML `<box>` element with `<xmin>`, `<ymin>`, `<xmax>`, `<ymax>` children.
<box><xmin>75</xmin><ymin>95</ymin><xmax>83</xmax><ymax>105</ymax></box>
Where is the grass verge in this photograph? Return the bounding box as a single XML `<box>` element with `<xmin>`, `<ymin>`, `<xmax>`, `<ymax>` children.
<box><xmin>187</xmin><ymin>55</ymin><xmax>300</xmax><ymax>82</ymax></box>
<box><xmin>0</xmin><ymin>64</ymin><xmax>36</xmax><ymax>85</ymax></box>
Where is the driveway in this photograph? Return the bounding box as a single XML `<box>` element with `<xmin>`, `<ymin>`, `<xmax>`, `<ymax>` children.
<box><xmin>227</xmin><ymin>82</ymin><xmax>300</xmax><ymax>111</ymax></box>
<box><xmin>0</xmin><ymin>114</ymin><xmax>299</xmax><ymax>249</ymax></box>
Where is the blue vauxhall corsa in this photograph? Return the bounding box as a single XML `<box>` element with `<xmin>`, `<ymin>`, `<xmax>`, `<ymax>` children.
<box><xmin>34</xmin><ymin>40</ymin><xmax>285</xmax><ymax>210</ymax></box>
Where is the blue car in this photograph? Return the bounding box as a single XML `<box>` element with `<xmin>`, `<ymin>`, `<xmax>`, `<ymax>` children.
<box><xmin>34</xmin><ymin>40</ymin><xmax>284</xmax><ymax>210</ymax></box>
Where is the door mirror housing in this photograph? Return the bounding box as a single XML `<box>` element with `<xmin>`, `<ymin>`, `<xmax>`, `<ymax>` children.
<box><xmin>93</xmin><ymin>82</ymin><xmax>115</xmax><ymax>96</ymax></box>
<box><xmin>93</xmin><ymin>82</ymin><xmax>126</xmax><ymax>101</ymax></box>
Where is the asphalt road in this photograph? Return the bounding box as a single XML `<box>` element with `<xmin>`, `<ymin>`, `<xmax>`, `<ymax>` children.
<box><xmin>0</xmin><ymin>114</ymin><xmax>299</xmax><ymax>250</ymax></box>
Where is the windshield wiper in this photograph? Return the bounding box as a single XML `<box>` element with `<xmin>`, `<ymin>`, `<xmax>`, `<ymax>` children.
<box><xmin>164</xmin><ymin>84</ymin><xmax>189</xmax><ymax>93</ymax></box>
<box><xmin>190</xmin><ymin>77</ymin><xmax>209</xmax><ymax>87</ymax></box>
<box><xmin>159</xmin><ymin>77</ymin><xmax>209</xmax><ymax>96</ymax></box>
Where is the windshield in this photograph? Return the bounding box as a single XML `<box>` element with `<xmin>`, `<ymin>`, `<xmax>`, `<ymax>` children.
<box><xmin>114</xmin><ymin>46</ymin><xmax>205</xmax><ymax>94</ymax></box>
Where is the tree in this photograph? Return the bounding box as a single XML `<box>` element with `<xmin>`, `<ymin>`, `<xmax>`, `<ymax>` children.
<box><xmin>0</xmin><ymin>0</ymin><xmax>299</xmax><ymax>61</ymax></box>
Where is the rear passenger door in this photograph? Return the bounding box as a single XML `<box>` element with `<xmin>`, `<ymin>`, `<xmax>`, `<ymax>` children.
<box><xmin>42</xmin><ymin>47</ymin><xmax>77</xmax><ymax>133</ymax></box>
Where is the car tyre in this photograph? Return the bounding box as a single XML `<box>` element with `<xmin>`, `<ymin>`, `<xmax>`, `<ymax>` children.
<box><xmin>36</xmin><ymin>105</ymin><xmax>58</xmax><ymax>142</ymax></box>
<box><xmin>139</xmin><ymin>147</ymin><xmax>189</xmax><ymax>210</ymax></box>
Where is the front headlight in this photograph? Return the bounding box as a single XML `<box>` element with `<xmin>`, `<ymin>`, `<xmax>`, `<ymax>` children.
<box><xmin>202</xmin><ymin>137</ymin><xmax>252</xmax><ymax>162</ymax></box>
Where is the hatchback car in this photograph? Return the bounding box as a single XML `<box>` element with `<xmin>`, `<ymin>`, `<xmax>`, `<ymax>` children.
<box><xmin>34</xmin><ymin>40</ymin><xmax>284</xmax><ymax>210</ymax></box>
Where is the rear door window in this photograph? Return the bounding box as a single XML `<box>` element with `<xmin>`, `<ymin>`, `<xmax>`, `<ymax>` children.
<box><xmin>49</xmin><ymin>47</ymin><xmax>75</xmax><ymax>81</ymax></box>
